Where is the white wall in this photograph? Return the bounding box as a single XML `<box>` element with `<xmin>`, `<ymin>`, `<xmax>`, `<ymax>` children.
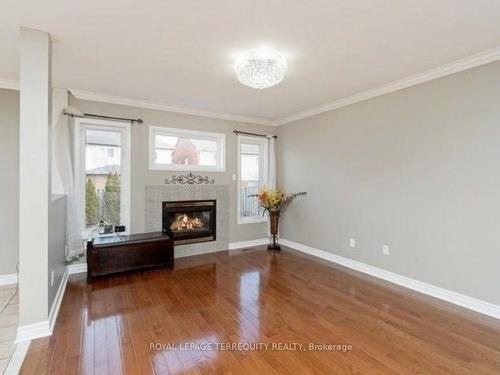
<box><xmin>51</xmin><ymin>88</ymin><xmax>68</xmax><ymax>195</ymax></box>
<box><xmin>277</xmin><ymin>61</ymin><xmax>500</xmax><ymax>305</ymax></box>
<box><xmin>0</xmin><ymin>88</ymin><xmax>19</xmax><ymax>276</ymax></box>
<box><xmin>69</xmin><ymin>96</ymin><xmax>276</xmax><ymax>242</ymax></box>
<box><xmin>48</xmin><ymin>195</ymin><xmax>66</xmax><ymax>309</ymax></box>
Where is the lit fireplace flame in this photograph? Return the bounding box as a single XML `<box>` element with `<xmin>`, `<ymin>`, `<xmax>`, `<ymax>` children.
<box><xmin>170</xmin><ymin>214</ymin><xmax>205</xmax><ymax>231</ymax></box>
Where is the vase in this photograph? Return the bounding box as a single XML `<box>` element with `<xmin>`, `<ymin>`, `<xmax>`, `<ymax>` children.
<box><xmin>268</xmin><ymin>211</ymin><xmax>281</xmax><ymax>250</ymax></box>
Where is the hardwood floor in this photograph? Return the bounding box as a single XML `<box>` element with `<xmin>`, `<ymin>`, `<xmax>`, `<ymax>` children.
<box><xmin>20</xmin><ymin>246</ymin><xmax>500</xmax><ymax>374</ymax></box>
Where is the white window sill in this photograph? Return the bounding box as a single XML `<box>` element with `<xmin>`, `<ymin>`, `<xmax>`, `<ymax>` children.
<box><xmin>149</xmin><ymin>163</ymin><xmax>225</xmax><ymax>173</ymax></box>
<box><xmin>81</xmin><ymin>231</ymin><xmax>129</xmax><ymax>241</ymax></box>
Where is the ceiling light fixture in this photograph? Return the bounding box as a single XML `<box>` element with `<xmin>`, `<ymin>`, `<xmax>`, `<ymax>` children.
<box><xmin>234</xmin><ymin>48</ymin><xmax>287</xmax><ymax>89</ymax></box>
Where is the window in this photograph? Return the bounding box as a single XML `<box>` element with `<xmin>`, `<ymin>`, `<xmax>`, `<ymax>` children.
<box><xmin>149</xmin><ymin>126</ymin><xmax>225</xmax><ymax>171</ymax></box>
<box><xmin>238</xmin><ymin>136</ymin><xmax>268</xmax><ymax>223</ymax></box>
<box><xmin>74</xmin><ymin>118</ymin><xmax>131</xmax><ymax>236</ymax></box>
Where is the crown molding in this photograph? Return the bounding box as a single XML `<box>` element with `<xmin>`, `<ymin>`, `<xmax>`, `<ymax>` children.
<box><xmin>69</xmin><ymin>88</ymin><xmax>278</xmax><ymax>126</ymax></box>
<box><xmin>0</xmin><ymin>78</ymin><xmax>279</xmax><ymax>126</ymax></box>
<box><xmin>0</xmin><ymin>79</ymin><xmax>278</xmax><ymax>125</ymax></box>
<box><xmin>0</xmin><ymin>78</ymin><xmax>19</xmax><ymax>90</ymax></box>
<box><xmin>4</xmin><ymin>46</ymin><xmax>499</xmax><ymax>126</ymax></box>
<box><xmin>278</xmin><ymin>46</ymin><xmax>500</xmax><ymax>125</ymax></box>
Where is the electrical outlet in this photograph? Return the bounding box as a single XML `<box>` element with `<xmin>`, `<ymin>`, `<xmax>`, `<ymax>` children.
<box><xmin>382</xmin><ymin>245</ymin><xmax>390</xmax><ymax>256</ymax></box>
<box><xmin>349</xmin><ymin>238</ymin><xmax>355</xmax><ymax>248</ymax></box>
<box><xmin>51</xmin><ymin>270</ymin><xmax>54</xmax><ymax>287</ymax></box>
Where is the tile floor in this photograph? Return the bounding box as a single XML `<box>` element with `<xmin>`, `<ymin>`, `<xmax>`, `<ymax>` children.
<box><xmin>0</xmin><ymin>285</ymin><xmax>18</xmax><ymax>374</ymax></box>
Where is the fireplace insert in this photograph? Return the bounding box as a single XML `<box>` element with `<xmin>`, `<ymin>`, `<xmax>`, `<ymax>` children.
<box><xmin>162</xmin><ymin>200</ymin><xmax>216</xmax><ymax>245</ymax></box>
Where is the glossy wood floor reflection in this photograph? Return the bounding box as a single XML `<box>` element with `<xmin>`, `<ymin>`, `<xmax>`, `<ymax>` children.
<box><xmin>20</xmin><ymin>246</ymin><xmax>500</xmax><ymax>374</ymax></box>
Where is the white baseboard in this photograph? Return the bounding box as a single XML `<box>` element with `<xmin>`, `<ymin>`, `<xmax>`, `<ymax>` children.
<box><xmin>4</xmin><ymin>340</ymin><xmax>31</xmax><ymax>375</ymax></box>
<box><xmin>67</xmin><ymin>262</ymin><xmax>87</xmax><ymax>274</ymax></box>
<box><xmin>15</xmin><ymin>268</ymin><xmax>69</xmax><ymax>343</ymax></box>
<box><xmin>175</xmin><ymin>238</ymin><xmax>269</xmax><ymax>256</ymax></box>
<box><xmin>281</xmin><ymin>238</ymin><xmax>500</xmax><ymax>320</ymax></box>
<box><xmin>48</xmin><ymin>269</ymin><xmax>68</xmax><ymax>333</ymax></box>
<box><xmin>15</xmin><ymin>320</ymin><xmax>50</xmax><ymax>343</ymax></box>
<box><xmin>0</xmin><ymin>273</ymin><xmax>17</xmax><ymax>286</ymax></box>
<box><xmin>228</xmin><ymin>238</ymin><xmax>269</xmax><ymax>250</ymax></box>
<box><xmin>175</xmin><ymin>246</ymin><xmax>224</xmax><ymax>258</ymax></box>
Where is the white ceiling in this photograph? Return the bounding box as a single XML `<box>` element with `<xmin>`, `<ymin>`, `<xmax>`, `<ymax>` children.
<box><xmin>1</xmin><ymin>0</ymin><xmax>500</xmax><ymax>124</ymax></box>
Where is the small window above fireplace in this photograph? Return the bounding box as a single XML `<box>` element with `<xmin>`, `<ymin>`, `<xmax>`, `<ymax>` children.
<box><xmin>149</xmin><ymin>127</ymin><xmax>226</xmax><ymax>172</ymax></box>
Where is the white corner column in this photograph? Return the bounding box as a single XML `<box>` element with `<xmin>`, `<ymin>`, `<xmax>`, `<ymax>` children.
<box><xmin>18</xmin><ymin>27</ymin><xmax>52</xmax><ymax>339</ymax></box>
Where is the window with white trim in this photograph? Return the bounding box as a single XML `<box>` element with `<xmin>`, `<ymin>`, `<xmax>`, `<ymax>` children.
<box><xmin>74</xmin><ymin>118</ymin><xmax>131</xmax><ymax>236</ymax></box>
<box><xmin>238</xmin><ymin>135</ymin><xmax>268</xmax><ymax>223</ymax></box>
<box><xmin>149</xmin><ymin>126</ymin><xmax>225</xmax><ymax>171</ymax></box>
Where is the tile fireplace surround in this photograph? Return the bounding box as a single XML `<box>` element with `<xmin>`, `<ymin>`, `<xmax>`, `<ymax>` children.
<box><xmin>145</xmin><ymin>185</ymin><xmax>229</xmax><ymax>257</ymax></box>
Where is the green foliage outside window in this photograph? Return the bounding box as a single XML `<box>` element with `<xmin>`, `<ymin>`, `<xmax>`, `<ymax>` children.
<box><xmin>85</xmin><ymin>178</ymin><xmax>99</xmax><ymax>226</ymax></box>
<box><xmin>103</xmin><ymin>172</ymin><xmax>121</xmax><ymax>225</ymax></box>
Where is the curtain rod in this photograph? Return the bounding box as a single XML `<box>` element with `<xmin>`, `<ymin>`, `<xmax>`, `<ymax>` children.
<box><xmin>233</xmin><ymin>130</ymin><xmax>277</xmax><ymax>139</ymax></box>
<box><xmin>65</xmin><ymin>112</ymin><xmax>144</xmax><ymax>124</ymax></box>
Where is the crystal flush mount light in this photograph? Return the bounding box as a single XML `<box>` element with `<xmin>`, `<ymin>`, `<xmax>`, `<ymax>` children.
<box><xmin>234</xmin><ymin>48</ymin><xmax>287</xmax><ymax>89</ymax></box>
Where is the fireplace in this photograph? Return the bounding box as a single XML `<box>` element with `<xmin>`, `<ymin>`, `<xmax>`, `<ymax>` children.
<box><xmin>162</xmin><ymin>200</ymin><xmax>216</xmax><ymax>245</ymax></box>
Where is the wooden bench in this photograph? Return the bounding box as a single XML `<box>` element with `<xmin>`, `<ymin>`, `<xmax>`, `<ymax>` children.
<box><xmin>86</xmin><ymin>232</ymin><xmax>173</xmax><ymax>281</ymax></box>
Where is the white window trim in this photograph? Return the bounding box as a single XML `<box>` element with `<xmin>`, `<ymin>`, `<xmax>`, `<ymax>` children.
<box><xmin>148</xmin><ymin>126</ymin><xmax>226</xmax><ymax>172</ymax></box>
<box><xmin>74</xmin><ymin>117</ymin><xmax>131</xmax><ymax>238</ymax></box>
<box><xmin>237</xmin><ymin>135</ymin><xmax>269</xmax><ymax>224</ymax></box>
